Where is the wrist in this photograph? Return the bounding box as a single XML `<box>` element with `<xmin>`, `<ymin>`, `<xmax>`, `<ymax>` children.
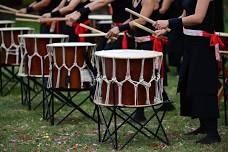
<box><xmin>51</xmin><ymin>10</ymin><xmax>61</xmax><ymax>17</ymax></box>
<box><xmin>78</xmin><ymin>7</ymin><xmax>91</xmax><ymax>17</ymax></box>
<box><xmin>168</xmin><ymin>18</ymin><xmax>182</xmax><ymax>31</ymax></box>
<box><xmin>118</xmin><ymin>23</ymin><xmax>130</xmax><ymax>32</ymax></box>
<box><xmin>26</xmin><ymin>6</ymin><xmax>34</xmax><ymax>13</ymax></box>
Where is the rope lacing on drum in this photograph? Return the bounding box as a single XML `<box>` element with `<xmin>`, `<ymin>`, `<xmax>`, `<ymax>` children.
<box><xmin>0</xmin><ymin>30</ymin><xmax>22</xmax><ymax>65</ymax></box>
<box><xmin>94</xmin><ymin>54</ymin><xmax>163</xmax><ymax>106</ymax></box>
<box><xmin>48</xmin><ymin>45</ymin><xmax>94</xmax><ymax>89</ymax></box>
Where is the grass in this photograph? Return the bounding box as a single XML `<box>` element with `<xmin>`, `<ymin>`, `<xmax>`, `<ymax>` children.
<box><xmin>0</xmin><ymin>1</ymin><xmax>228</xmax><ymax>152</ymax></box>
<box><xmin>0</xmin><ymin>68</ymin><xmax>228</xmax><ymax>152</ymax></box>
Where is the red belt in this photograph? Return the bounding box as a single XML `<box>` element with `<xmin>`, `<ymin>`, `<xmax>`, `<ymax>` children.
<box><xmin>73</xmin><ymin>20</ymin><xmax>91</xmax><ymax>42</ymax></box>
<box><xmin>183</xmin><ymin>28</ymin><xmax>225</xmax><ymax>61</ymax></box>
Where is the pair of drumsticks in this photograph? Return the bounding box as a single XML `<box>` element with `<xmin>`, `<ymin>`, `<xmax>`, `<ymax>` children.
<box><xmin>0</xmin><ymin>4</ymin><xmax>169</xmax><ymax>37</ymax></box>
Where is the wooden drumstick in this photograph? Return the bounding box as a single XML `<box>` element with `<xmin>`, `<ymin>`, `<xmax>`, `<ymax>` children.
<box><xmin>40</xmin><ymin>17</ymin><xmax>67</xmax><ymax>22</ymax></box>
<box><xmin>125</xmin><ymin>8</ymin><xmax>171</xmax><ymax>32</ymax></box>
<box><xmin>16</xmin><ymin>17</ymin><xmax>40</xmax><ymax>23</ymax></box>
<box><xmin>50</xmin><ymin>21</ymin><xmax>56</xmax><ymax>33</ymax></box>
<box><xmin>132</xmin><ymin>21</ymin><xmax>156</xmax><ymax>35</ymax></box>
<box><xmin>0</xmin><ymin>4</ymin><xmax>18</xmax><ymax>13</ymax></box>
<box><xmin>79</xmin><ymin>33</ymin><xmax>107</xmax><ymax>37</ymax></box>
<box><xmin>79</xmin><ymin>33</ymin><xmax>124</xmax><ymax>37</ymax></box>
<box><xmin>16</xmin><ymin>13</ymin><xmax>40</xmax><ymax>19</ymax></box>
<box><xmin>79</xmin><ymin>23</ymin><xmax>105</xmax><ymax>34</ymax></box>
<box><xmin>0</xmin><ymin>9</ymin><xmax>15</xmax><ymax>15</ymax></box>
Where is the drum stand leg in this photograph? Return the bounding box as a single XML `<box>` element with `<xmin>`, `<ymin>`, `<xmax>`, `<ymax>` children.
<box><xmin>97</xmin><ymin>105</ymin><xmax>169</xmax><ymax>150</ymax></box>
<box><xmin>27</xmin><ymin>76</ymin><xmax>32</xmax><ymax>110</ymax></box>
<box><xmin>222</xmin><ymin>56</ymin><xmax>228</xmax><ymax>125</ymax></box>
<box><xmin>0</xmin><ymin>65</ymin><xmax>3</xmax><ymax>96</ymax></box>
<box><xmin>0</xmin><ymin>66</ymin><xmax>19</xmax><ymax>96</ymax></box>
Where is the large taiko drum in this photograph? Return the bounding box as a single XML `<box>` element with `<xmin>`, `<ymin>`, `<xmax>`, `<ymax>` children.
<box><xmin>94</xmin><ymin>49</ymin><xmax>163</xmax><ymax>107</ymax></box>
<box><xmin>0</xmin><ymin>20</ymin><xmax>15</xmax><ymax>28</ymax></box>
<box><xmin>0</xmin><ymin>27</ymin><xmax>34</xmax><ymax>65</ymax></box>
<box><xmin>217</xmin><ymin>32</ymin><xmax>228</xmax><ymax>51</ymax></box>
<box><xmin>18</xmin><ymin>34</ymin><xmax>68</xmax><ymax>77</ymax></box>
<box><xmin>47</xmin><ymin>42</ymin><xmax>96</xmax><ymax>89</ymax></box>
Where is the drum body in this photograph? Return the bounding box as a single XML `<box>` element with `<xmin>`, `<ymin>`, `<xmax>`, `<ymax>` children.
<box><xmin>94</xmin><ymin>50</ymin><xmax>163</xmax><ymax>107</ymax></box>
<box><xmin>47</xmin><ymin>42</ymin><xmax>96</xmax><ymax>89</ymax></box>
<box><xmin>19</xmin><ymin>34</ymin><xmax>68</xmax><ymax>77</ymax></box>
<box><xmin>0</xmin><ymin>27</ymin><xmax>34</xmax><ymax>65</ymax></box>
<box><xmin>0</xmin><ymin>20</ymin><xmax>15</xmax><ymax>28</ymax></box>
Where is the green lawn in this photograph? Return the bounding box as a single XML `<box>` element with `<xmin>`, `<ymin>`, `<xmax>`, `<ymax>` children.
<box><xmin>0</xmin><ymin>1</ymin><xmax>228</xmax><ymax>152</ymax></box>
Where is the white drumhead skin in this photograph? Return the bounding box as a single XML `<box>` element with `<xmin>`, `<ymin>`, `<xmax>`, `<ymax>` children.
<box><xmin>88</xmin><ymin>15</ymin><xmax>112</xmax><ymax>20</ymax></box>
<box><xmin>0</xmin><ymin>27</ymin><xmax>34</xmax><ymax>31</ymax></box>
<box><xmin>97</xmin><ymin>20</ymin><xmax>113</xmax><ymax>25</ymax></box>
<box><xmin>47</xmin><ymin>42</ymin><xmax>96</xmax><ymax>47</ymax></box>
<box><xmin>18</xmin><ymin>34</ymin><xmax>69</xmax><ymax>38</ymax></box>
<box><xmin>216</xmin><ymin>32</ymin><xmax>228</xmax><ymax>37</ymax></box>
<box><xmin>95</xmin><ymin>49</ymin><xmax>163</xmax><ymax>59</ymax></box>
<box><xmin>0</xmin><ymin>20</ymin><xmax>15</xmax><ymax>24</ymax></box>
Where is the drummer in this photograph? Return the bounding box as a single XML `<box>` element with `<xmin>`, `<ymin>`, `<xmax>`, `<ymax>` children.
<box><xmin>18</xmin><ymin>0</ymin><xmax>62</xmax><ymax>33</ymax></box>
<box><xmin>41</xmin><ymin>0</ymin><xmax>91</xmax><ymax>42</ymax></box>
<box><xmin>66</xmin><ymin>0</ymin><xmax>135</xmax><ymax>49</ymax></box>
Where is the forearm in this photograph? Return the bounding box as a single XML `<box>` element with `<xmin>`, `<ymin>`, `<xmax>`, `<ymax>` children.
<box><xmin>85</xmin><ymin>0</ymin><xmax>114</xmax><ymax>12</ymax></box>
<box><xmin>32</xmin><ymin>0</ymin><xmax>51</xmax><ymax>11</ymax></box>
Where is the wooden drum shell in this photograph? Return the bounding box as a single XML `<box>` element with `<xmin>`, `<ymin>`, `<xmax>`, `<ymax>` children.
<box><xmin>0</xmin><ymin>28</ymin><xmax>33</xmax><ymax>65</ymax></box>
<box><xmin>47</xmin><ymin>43</ymin><xmax>95</xmax><ymax>90</ymax></box>
<box><xmin>95</xmin><ymin>50</ymin><xmax>163</xmax><ymax>107</ymax></box>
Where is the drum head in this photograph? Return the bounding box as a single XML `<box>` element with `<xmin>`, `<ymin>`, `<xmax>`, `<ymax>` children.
<box><xmin>47</xmin><ymin>42</ymin><xmax>96</xmax><ymax>47</ymax></box>
<box><xmin>0</xmin><ymin>20</ymin><xmax>15</xmax><ymax>25</ymax></box>
<box><xmin>18</xmin><ymin>34</ymin><xmax>69</xmax><ymax>39</ymax></box>
<box><xmin>95</xmin><ymin>49</ymin><xmax>163</xmax><ymax>59</ymax></box>
<box><xmin>88</xmin><ymin>15</ymin><xmax>112</xmax><ymax>20</ymax></box>
<box><xmin>0</xmin><ymin>27</ymin><xmax>34</xmax><ymax>31</ymax></box>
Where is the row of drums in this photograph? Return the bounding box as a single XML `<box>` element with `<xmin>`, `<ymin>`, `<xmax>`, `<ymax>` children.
<box><xmin>0</xmin><ymin>24</ymin><xmax>164</xmax><ymax>107</ymax></box>
<box><xmin>2</xmin><ymin>21</ymin><xmax>228</xmax><ymax>107</ymax></box>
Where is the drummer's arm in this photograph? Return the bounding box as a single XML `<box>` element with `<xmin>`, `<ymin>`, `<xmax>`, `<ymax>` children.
<box><xmin>85</xmin><ymin>0</ymin><xmax>114</xmax><ymax>12</ymax></box>
<box><xmin>159</xmin><ymin>0</ymin><xmax>173</xmax><ymax>14</ymax></box>
<box><xmin>26</xmin><ymin>0</ymin><xmax>52</xmax><ymax>13</ymax></box>
<box><xmin>128</xmin><ymin>0</ymin><xmax>155</xmax><ymax>28</ymax></box>
<box><xmin>50</xmin><ymin>0</ymin><xmax>81</xmax><ymax>17</ymax></box>
<box><xmin>52</xmin><ymin>0</ymin><xmax>66</xmax><ymax>12</ymax></box>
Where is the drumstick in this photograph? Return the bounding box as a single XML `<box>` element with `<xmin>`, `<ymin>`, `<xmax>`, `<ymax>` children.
<box><xmin>16</xmin><ymin>13</ymin><xmax>40</xmax><ymax>19</ymax></box>
<box><xmin>132</xmin><ymin>21</ymin><xmax>156</xmax><ymax>35</ymax></box>
<box><xmin>0</xmin><ymin>9</ymin><xmax>15</xmax><ymax>15</ymax></box>
<box><xmin>50</xmin><ymin>21</ymin><xmax>56</xmax><ymax>33</ymax></box>
<box><xmin>0</xmin><ymin>4</ymin><xmax>18</xmax><ymax>13</ymax></box>
<box><xmin>80</xmin><ymin>23</ymin><xmax>105</xmax><ymax>34</ymax></box>
<box><xmin>79</xmin><ymin>33</ymin><xmax>124</xmax><ymax>37</ymax></box>
<box><xmin>16</xmin><ymin>18</ymin><xmax>40</xmax><ymax>23</ymax></box>
<box><xmin>40</xmin><ymin>17</ymin><xmax>67</xmax><ymax>22</ymax></box>
<box><xmin>125</xmin><ymin>8</ymin><xmax>171</xmax><ymax>32</ymax></box>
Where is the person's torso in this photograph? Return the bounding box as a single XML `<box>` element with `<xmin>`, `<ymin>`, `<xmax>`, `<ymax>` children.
<box><xmin>111</xmin><ymin>0</ymin><xmax>132</xmax><ymax>23</ymax></box>
<box><xmin>132</xmin><ymin>0</ymin><xmax>160</xmax><ymax>37</ymax></box>
<box><xmin>182</xmin><ymin>0</ymin><xmax>214</xmax><ymax>33</ymax></box>
<box><xmin>159</xmin><ymin>0</ymin><xmax>183</xmax><ymax>19</ymax></box>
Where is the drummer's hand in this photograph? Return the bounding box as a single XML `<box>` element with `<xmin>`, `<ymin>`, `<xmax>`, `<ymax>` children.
<box><xmin>42</xmin><ymin>13</ymin><xmax>51</xmax><ymax>18</ymax></box>
<box><xmin>18</xmin><ymin>8</ymin><xmax>27</xmax><ymax>14</ymax></box>
<box><xmin>154</xmin><ymin>20</ymin><xmax>169</xmax><ymax>30</ymax></box>
<box><xmin>66</xmin><ymin>11</ymin><xmax>81</xmax><ymax>22</ymax></box>
<box><xmin>106</xmin><ymin>27</ymin><xmax>120</xmax><ymax>39</ymax></box>
<box><xmin>155</xmin><ymin>29</ymin><xmax>167</xmax><ymax>37</ymax></box>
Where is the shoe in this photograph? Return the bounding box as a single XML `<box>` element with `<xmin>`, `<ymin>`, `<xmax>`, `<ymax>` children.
<box><xmin>157</xmin><ymin>102</ymin><xmax>175</xmax><ymax>111</ymax></box>
<box><xmin>128</xmin><ymin>114</ymin><xmax>146</xmax><ymax>123</ymax></box>
<box><xmin>184</xmin><ymin>127</ymin><xmax>207</xmax><ymax>135</ymax></box>
<box><xmin>196</xmin><ymin>135</ymin><xmax>221</xmax><ymax>144</ymax></box>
